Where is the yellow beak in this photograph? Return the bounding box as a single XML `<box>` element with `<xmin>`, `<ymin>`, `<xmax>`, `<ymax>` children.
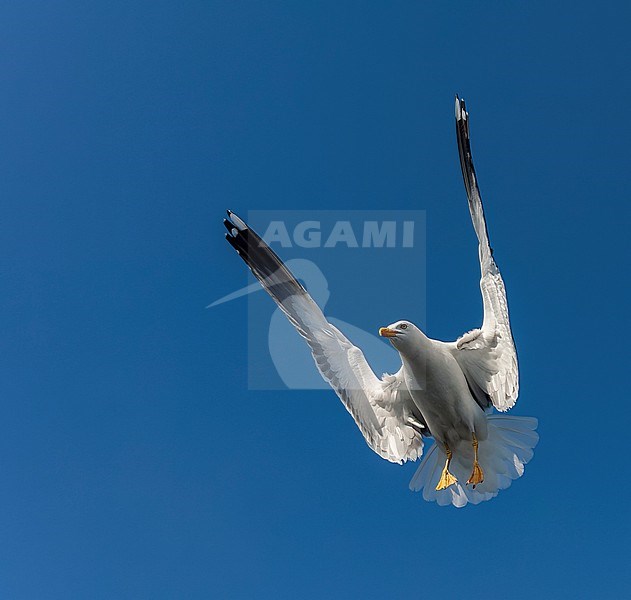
<box><xmin>379</xmin><ymin>327</ymin><xmax>398</xmax><ymax>338</ymax></box>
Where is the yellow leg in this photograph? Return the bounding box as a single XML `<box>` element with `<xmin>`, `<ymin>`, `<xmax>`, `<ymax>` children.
<box><xmin>466</xmin><ymin>432</ymin><xmax>484</xmax><ymax>487</ymax></box>
<box><xmin>436</xmin><ymin>445</ymin><xmax>458</xmax><ymax>491</ymax></box>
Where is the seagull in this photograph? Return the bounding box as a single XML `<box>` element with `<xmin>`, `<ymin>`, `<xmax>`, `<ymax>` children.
<box><xmin>221</xmin><ymin>97</ymin><xmax>538</xmax><ymax>507</ymax></box>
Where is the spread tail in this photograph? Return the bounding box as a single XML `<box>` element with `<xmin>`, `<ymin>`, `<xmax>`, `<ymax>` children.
<box><xmin>409</xmin><ymin>415</ymin><xmax>539</xmax><ymax>508</ymax></box>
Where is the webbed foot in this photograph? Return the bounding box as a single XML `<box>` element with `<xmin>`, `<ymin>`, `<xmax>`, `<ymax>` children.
<box><xmin>466</xmin><ymin>461</ymin><xmax>484</xmax><ymax>487</ymax></box>
<box><xmin>436</xmin><ymin>468</ymin><xmax>458</xmax><ymax>491</ymax></box>
<box><xmin>466</xmin><ymin>432</ymin><xmax>484</xmax><ymax>488</ymax></box>
<box><xmin>435</xmin><ymin>445</ymin><xmax>458</xmax><ymax>491</ymax></box>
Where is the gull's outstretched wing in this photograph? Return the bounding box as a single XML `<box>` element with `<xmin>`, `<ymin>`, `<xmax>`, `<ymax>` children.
<box><xmin>450</xmin><ymin>97</ymin><xmax>519</xmax><ymax>412</ymax></box>
<box><xmin>223</xmin><ymin>211</ymin><xmax>425</xmax><ymax>463</ymax></box>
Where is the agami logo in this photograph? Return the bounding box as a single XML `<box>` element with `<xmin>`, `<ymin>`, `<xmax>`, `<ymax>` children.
<box><xmin>262</xmin><ymin>220</ymin><xmax>416</xmax><ymax>248</ymax></box>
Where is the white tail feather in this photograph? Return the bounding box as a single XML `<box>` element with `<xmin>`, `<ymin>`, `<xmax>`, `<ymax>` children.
<box><xmin>409</xmin><ymin>415</ymin><xmax>539</xmax><ymax>508</ymax></box>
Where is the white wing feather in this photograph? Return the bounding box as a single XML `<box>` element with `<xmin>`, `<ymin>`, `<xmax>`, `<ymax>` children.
<box><xmin>451</xmin><ymin>97</ymin><xmax>519</xmax><ymax>412</ymax></box>
<box><xmin>225</xmin><ymin>212</ymin><xmax>424</xmax><ymax>463</ymax></box>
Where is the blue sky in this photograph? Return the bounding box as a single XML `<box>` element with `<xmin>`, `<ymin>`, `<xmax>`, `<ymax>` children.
<box><xmin>2</xmin><ymin>2</ymin><xmax>630</xmax><ymax>598</ymax></box>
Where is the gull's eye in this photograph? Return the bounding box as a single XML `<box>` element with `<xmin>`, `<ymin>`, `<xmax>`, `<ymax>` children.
<box><xmin>399</xmin><ymin>323</ymin><xmax>408</xmax><ymax>329</ymax></box>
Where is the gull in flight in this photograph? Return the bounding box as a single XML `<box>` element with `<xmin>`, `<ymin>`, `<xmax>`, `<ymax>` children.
<box><xmin>222</xmin><ymin>97</ymin><xmax>538</xmax><ymax>507</ymax></box>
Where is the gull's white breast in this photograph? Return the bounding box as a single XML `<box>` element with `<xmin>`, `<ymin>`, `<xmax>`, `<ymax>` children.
<box><xmin>401</xmin><ymin>341</ymin><xmax>488</xmax><ymax>448</ymax></box>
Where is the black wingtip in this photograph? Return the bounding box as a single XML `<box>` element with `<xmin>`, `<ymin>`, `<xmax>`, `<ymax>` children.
<box><xmin>225</xmin><ymin>210</ymin><xmax>247</xmax><ymax>231</ymax></box>
<box><xmin>225</xmin><ymin>232</ymin><xmax>243</xmax><ymax>255</ymax></box>
<box><xmin>455</xmin><ymin>95</ymin><xmax>467</xmax><ymax>122</ymax></box>
<box><xmin>223</xmin><ymin>218</ymin><xmax>235</xmax><ymax>234</ymax></box>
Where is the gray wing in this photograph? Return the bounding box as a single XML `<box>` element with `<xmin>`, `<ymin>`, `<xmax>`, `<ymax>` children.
<box><xmin>450</xmin><ymin>97</ymin><xmax>519</xmax><ymax>412</ymax></box>
<box><xmin>224</xmin><ymin>211</ymin><xmax>424</xmax><ymax>463</ymax></box>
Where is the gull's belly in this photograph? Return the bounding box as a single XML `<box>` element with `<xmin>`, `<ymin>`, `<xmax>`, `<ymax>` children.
<box><xmin>402</xmin><ymin>349</ymin><xmax>486</xmax><ymax>447</ymax></box>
